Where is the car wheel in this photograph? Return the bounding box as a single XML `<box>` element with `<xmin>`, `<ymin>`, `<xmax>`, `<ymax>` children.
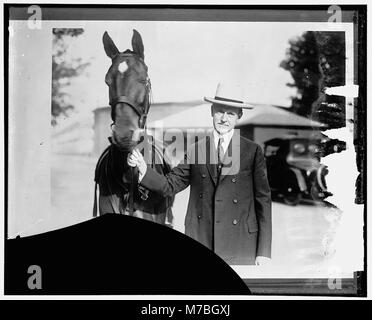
<box><xmin>310</xmin><ymin>184</ymin><xmax>325</xmax><ymax>200</ymax></box>
<box><xmin>283</xmin><ymin>188</ymin><xmax>302</xmax><ymax>206</ymax></box>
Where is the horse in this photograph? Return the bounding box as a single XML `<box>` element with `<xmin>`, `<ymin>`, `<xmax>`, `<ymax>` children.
<box><xmin>93</xmin><ymin>29</ymin><xmax>174</xmax><ymax>226</ymax></box>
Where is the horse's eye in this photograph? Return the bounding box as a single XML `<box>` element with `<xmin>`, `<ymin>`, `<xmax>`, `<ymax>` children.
<box><xmin>105</xmin><ymin>74</ymin><xmax>113</xmax><ymax>85</ymax></box>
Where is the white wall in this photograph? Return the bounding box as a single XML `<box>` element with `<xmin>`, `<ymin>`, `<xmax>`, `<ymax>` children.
<box><xmin>8</xmin><ymin>22</ymin><xmax>52</xmax><ymax>238</ymax></box>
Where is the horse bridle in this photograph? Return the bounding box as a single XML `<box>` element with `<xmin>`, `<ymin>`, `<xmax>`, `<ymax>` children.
<box><xmin>109</xmin><ymin>92</ymin><xmax>151</xmax><ymax>129</ymax></box>
<box><xmin>108</xmin><ymin>53</ymin><xmax>152</xmax><ymax>213</ymax></box>
<box><xmin>109</xmin><ymin>54</ymin><xmax>151</xmax><ymax>130</ymax></box>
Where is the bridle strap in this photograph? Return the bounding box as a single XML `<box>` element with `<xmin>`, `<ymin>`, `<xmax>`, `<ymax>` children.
<box><xmin>110</xmin><ymin>95</ymin><xmax>142</xmax><ymax>117</ymax></box>
<box><xmin>109</xmin><ymin>92</ymin><xmax>151</xmax><ymax>214</ymax></box>
<box><xmin>110</xmin><ymin>90</ymin><xmax>150</xmax><ymax>129</ymax></box>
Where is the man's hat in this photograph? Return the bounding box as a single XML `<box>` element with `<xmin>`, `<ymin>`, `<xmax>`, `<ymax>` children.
<box><xmin>204</xmin><ymin>82</ymin><xmax>254</xmax><ymax>109</ymax></box>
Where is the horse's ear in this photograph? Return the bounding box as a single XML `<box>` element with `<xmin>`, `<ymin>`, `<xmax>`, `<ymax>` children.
<box><xmin>103</xmin><ymin>31</ymin><xmax>119</xmax><ymax>59</ymax></box>
<box><xmin>132</xmin><ymin>29</ymin><xmax>144</xmax><ymax>60</ymax></box>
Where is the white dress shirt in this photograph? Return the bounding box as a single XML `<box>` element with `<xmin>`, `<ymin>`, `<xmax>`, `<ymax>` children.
<box><xmin>213</xmin><ymin>129</ymin><xmax>234</xmax><ymax>154</ymax></box>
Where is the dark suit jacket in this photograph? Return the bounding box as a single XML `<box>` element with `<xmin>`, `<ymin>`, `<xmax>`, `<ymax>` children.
<box><xmin>141</xmin><ymin>132</ymin><xmax>272</xmax><ymax>264</ymax></box>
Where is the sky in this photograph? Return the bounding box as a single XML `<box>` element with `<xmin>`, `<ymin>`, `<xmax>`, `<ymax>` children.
<box><xmin>62</xmin><ymin>21</ymin><xmax>312</xmax><ymax>113</ymax></box>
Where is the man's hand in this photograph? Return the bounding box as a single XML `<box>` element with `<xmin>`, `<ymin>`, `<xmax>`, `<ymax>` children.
<box><xmin>127</xmin><ymin>149</ymin><xmax>147</xmax><ymax>180</ymax></box>
<box><xmin>255</xmin><ymin>256</ymin><xmax>271</xmax><ymax>266</ymax></box>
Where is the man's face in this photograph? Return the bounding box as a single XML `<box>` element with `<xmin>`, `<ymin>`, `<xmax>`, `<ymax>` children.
<box><xmin>212</xmin><ymin>104</ymin><xmax>241</xmax><ymax>135</ymax></box>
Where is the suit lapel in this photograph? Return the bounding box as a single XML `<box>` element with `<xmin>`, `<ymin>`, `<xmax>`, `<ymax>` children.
<box><xmin>205</xmin><ymin>135</ymin><xmax>218</xmax><ymax>185</ymax></box>
<box><xmin>219</xmin><ymin>132</ymin><xmax>243</xmax><ymax>183</ymax></box>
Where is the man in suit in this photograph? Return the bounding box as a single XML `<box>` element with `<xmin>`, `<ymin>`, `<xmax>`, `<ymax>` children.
<box><xmin>128</xmin><ymin>83</ymin><xmax>272</xmax><ymax>265</ymax></box>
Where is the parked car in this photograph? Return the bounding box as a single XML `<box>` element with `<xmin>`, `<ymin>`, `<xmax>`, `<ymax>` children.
<box><xmin>315</xmin><ymin>137</ymin><xmax>346</xmax><ymax>158</ymax></box>
<box><xmin>264</xmin><ymin>137</ymin><xmax>333</xmax><ymax>205</ymax></box>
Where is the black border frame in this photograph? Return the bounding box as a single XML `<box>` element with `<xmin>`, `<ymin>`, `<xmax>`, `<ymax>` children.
<box><xmin>3</xmin><ymin>3</ymin><xmax>367</xmax><ymax>297</ymax></box>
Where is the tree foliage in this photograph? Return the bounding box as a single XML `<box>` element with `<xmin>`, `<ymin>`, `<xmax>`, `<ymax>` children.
<box><xmin>280</xmin><ymin>31</ymin><xmax>346</xmax><ymax>128</ymax></box>
<box><xmin>52</xmin><ymin>28</ymin><xmax>90</xmax><ymax>126</ymax></box>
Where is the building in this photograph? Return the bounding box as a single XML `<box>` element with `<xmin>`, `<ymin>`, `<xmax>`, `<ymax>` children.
<box><xmin>92</xmin><ymin>101</ymin><xmax>202</xmax><ymax>156</ymax></box>
<box><xmin>92</xmin><ymin>101</ymin><xmax>327</xmax><ymax>160</ymax></box>
<box><xmin>147</xmin><ymin>102</ymin><xmax>327</xmax><ymax>148</ymax></box>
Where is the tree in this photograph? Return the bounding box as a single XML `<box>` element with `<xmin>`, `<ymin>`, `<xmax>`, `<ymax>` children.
<box><xmin>51</xmin><ymin>28</ymin><xmax>90</xmax><ymax>126</ymax></box>
<box><xmin>280</xmin><ymin>31</ymin><xmax>346</xmax><ymax>129</ymax></box>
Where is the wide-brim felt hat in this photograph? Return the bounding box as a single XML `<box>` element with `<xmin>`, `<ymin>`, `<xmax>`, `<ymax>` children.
<box><xmin>204</xmin><ymin>82</ymin><xmax>254</xmax><ymax>109</ymax></box>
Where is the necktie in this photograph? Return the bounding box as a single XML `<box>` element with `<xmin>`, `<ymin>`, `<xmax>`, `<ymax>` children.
<box><xmin>217</xmin><ymin>136</ymin><xmax>224</xmax><ymax>176</ymax></box>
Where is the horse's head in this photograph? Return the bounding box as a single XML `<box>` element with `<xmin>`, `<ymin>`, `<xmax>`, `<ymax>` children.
<box><xmin>103</xmin><ymin>30</ymin><xmax>151</xmax><ymax>152</ymax></box>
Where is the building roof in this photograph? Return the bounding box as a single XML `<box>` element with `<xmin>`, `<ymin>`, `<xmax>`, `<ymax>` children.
<box><xmin>147</xmin><ymin>103</ymin><xmax>327</xmax><ymax>129</ymax></box>
<box><xmin>93</xmin><ymin>101</ymin><xmax>203</xmax><ymax>124</ymax></box>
